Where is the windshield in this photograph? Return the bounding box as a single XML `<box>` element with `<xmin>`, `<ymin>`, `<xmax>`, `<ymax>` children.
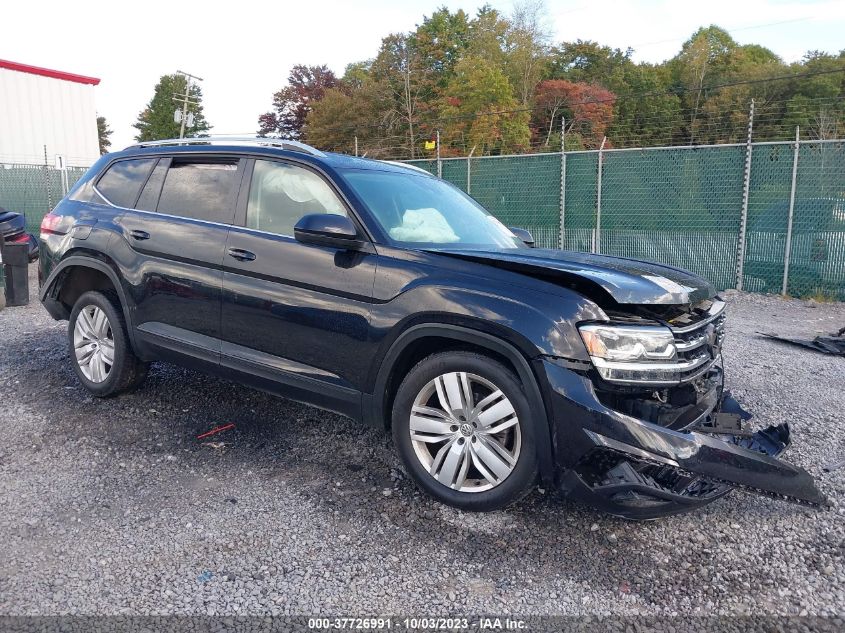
<box><xmin>341</xmin><ymin>168</ymin><xmax>524</xmax><ymax>249</ymax></box>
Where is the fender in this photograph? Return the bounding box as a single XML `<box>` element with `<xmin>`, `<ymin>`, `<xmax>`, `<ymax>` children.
<box><xmin>39</xmin><ymin>254</ymin><xmax>139</xmax><ymax>350</ymax></box>
<box><xmin>364</xmin><ymin>323</ymin><xmax>556</xmax><ymax>486</ymax></box>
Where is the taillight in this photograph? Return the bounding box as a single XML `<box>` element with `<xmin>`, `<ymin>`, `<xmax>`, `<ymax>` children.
<box><xmin>40</xmin><ymin>212</ymin><xmax>62</xmax><ymax>238</ymax></box>
<box><xmin>11</xmin><ymin>233</ymin><xmax>29</xmax><ymax>243</ymax></box>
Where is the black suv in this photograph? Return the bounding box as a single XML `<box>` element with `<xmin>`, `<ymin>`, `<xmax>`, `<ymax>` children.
<box><xmin>38</xmin><ymin>138</ymin><xmax>825</xmax><ymax>519</ymax></box>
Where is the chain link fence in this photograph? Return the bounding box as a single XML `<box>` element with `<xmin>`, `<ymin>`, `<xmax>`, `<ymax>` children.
<box><xmin>409</xmin><ymin>139</ymin><xmax>845</xmax><ymax>301</ymax></box>
<box><xmin>0</xmin><ymin>164</ymin><xmax>87</xmax><ymax>234</ymax></box>
<box><xmin>1</xmin><ymin>140</ymin><xmax>843</xmax><ymax>301</ymax></box>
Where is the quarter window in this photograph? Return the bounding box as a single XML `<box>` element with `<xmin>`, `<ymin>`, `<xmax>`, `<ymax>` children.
<box><xmin>135</xmin><ymin>160</ymin><xmax>168</xmax><ymax>211</ymax></box>
<box><xmin>96</xmin><ymin>158</ymin><xmax>156</xmax><ymax>208</ymax></box>
<box><xmin>157</xmin><ymin>159</ymin><xmax>240</xmax><ymax>224</ymax></box>
<box><xmin>246</xmin><ymin>160</ymin><xmax>346</xmax><ymax>236</ymax></box>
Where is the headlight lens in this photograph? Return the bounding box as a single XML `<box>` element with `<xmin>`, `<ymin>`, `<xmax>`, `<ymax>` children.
<box><xmin>579</xmin><ymin>324</ymin><xmax>676</xmax><ymax>362</ymax></box>
<box><xmin>576</xmin><ymin>323</ymin><xmax>699</xmax><ymax>385</ymax></box>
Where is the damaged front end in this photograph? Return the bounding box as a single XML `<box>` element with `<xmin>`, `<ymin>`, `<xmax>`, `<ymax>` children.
<box><xmin>543</xmin><ymin>298</ymin><xmax>828</xmax><ymax>520</ymax></box>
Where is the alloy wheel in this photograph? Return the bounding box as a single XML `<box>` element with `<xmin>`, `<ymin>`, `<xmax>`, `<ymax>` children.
<box><xmin>73</xmin><ymin>305</ymin><xmax>115</xmax><ymax>383</ymax></box>
<box><xmin>409</xmin><ymin>371</ymin><xmax>522</xmax><ymax>492</ymax></box>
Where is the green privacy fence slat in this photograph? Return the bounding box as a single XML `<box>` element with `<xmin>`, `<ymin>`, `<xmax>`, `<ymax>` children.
<box><xmin>598</xmin><ymin>146</ymin><xmax>746</xmax><ymax>290</ymax></box>
<box><xmin>0</xmin><ymin>164</ymin><xmax>87</xmax><ymax>234</ymax></box>
<box><xmin>469</xmin><ymin>154</ymin><xmax>561</xmax><ymax>249</ymax></box>
<box><xmin>787</xmin><ymin>142</ymin><xmax>845</xmax><ymax>299</ymax></box>
<box><xmin>410</xmin><ymin>140</ymin><xmax>845</xmax><ymax>300</ymax></box>
<box><xmin>440</xmin><ymin>159</ymin><xmax>468</xmax><ymax>193</ymax></box>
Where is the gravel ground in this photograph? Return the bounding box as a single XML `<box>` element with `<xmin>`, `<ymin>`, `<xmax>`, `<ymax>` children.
<box><xmin>0</xmin><ymin>265</ymin><xmax>843</xmax><ymax>617</ymax></box>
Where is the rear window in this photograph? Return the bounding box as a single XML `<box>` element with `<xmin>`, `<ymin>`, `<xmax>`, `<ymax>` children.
<box><xmin>96</xmin><ymin>159</ymin><xmax>156</xmax><ymax>208</ymax></box>
<box><xmin>156</xmin><ymin>159</ymin><xmax>239</xmax><ymax>224</ymax></box>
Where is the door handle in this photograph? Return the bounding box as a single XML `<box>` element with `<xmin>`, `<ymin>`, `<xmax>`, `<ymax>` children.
<box><xmin>228</xmin><ymin>248</ymin><xmax>256</xmax><ymax>262</ymax></box>
<box><xmin>130</xmin><ymin>229</ymin><xmax>150</xmax><ymax>241</ymax></box>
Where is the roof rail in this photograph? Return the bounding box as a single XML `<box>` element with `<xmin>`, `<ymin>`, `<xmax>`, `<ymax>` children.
<box><xmin>126</xmin><ymin>136</ymin><xmax>326</xmax><ymax>157</ymax></box>
<box><xmin>381</xmin><ymin>160</ymin><xmax>434</xmax><ymax>175</ymax></box>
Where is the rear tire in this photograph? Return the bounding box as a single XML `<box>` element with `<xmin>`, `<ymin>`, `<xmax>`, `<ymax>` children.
<box><xmin>68</xmin><ymin>290</ymin><xmax>148</xmax><ymax>397</ymax></box>
<box><xmin>392</xmin><ymin>351</ymin><xmax>538</xmax><ymax>511</ymax></box>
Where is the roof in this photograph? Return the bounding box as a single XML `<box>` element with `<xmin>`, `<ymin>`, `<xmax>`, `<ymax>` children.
<box><xmin>0</xmin><ymin>59</ymin><xmax>100</xmax><ymax>86</ymax></box>
<box><xmin>117</xmin><ymin>143</ymin><xmax>434</xmax><ymax>176</ymax></box>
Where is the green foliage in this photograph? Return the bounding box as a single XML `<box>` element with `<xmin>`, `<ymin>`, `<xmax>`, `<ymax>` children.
<box><xmin>440</xmin><ymin>56</ymin><xmax>530</xmax><ymax>155</ymax></box>
<box><xmin>275</xmin><ymin>6</ymin><xmax>845</xmax><ymax>157</ymax></box>
<box><xmin>257</xmin><ymin>65</ymin><xmax>338</xmax><ymax>139</ymax></box>
<box><xmin>96</xmin><ymin>116</ymin><xmax>112</xmax><ymax>155</ymax></box>
<box><xmin>133</xmin><ymin>74</ymin><xmax>210</xmax><ymax>142</ymax></box>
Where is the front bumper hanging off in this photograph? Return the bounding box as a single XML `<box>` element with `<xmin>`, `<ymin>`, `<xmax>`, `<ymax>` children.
<box><xmin>540</xmin><ymin>361</ymin><xmax>829</xmax><ymax>520</ymax></box>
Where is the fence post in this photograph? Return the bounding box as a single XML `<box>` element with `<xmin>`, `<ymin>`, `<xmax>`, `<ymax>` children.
<box><xmin>782</xmin><ymin>126</ymin><xmax>800</xmax><ymax>296</ymax></box>
<box><xmin>354</xmin><ymin>136</ymin><xmax>358</xmax><ymax>157</ymax></box>
<box><xmin>736</xmin><ymin>99</ymin><xmax>755</xmax><ymax>290</ymax></box>
<box><xmin>467</xmin><ymin>146</ymin><xmax>476</xmax><ymax>194</ymax></box>
<box><xmin>436</xmin><ymin>130</ymin><xmax>442</xmax><ymax>179</ymax></box>
<box><xmin>43</xmin><ymin>145</ymin><xmax>53</xmax><ymax>211</ymax></box>
<box><xmin>559</xmin><ymin>117</ymin><xmax>566</xmax><ymax>249</ymax></box>
<box><xmin>594</xmin><ymin>136</ymin><xmax>606</xmax><ymax>254</ymax></box>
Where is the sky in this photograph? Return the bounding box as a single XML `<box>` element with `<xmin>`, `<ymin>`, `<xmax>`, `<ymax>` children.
<box><xmin>3</xmin><ymin>0</ymin><xmax>844</xmax><ymax>150</ymax></box>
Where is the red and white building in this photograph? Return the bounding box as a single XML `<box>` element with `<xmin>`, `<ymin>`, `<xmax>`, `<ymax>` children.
<box><xmin>0</xmin><ymin>59</ymin><xmax>101</xmax><ymax>167</ymax></box>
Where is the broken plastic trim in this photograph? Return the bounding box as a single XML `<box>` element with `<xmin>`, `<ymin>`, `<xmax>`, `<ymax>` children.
<box><xmin>759</xmin><ymin>330</ymin><xmax>845</xmax><ymax>356</ymax></box>
<box><xmin>582</xmin><ymin>419</ymin><xmax>828</xmax><ymax>509</ymax></box>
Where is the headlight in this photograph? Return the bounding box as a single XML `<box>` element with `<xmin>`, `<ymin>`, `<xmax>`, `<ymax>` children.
<box><xmin>578</xmin><ymin>323</ymin><xmax>713</xmax><ymax>385</ymax></box>
<box><xmin>579</xmin><ymin>324</ymin><xmax>676</xmax><ymax>362</ymax></box>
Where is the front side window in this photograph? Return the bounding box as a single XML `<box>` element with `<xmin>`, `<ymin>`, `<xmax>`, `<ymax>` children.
<box><xmin>246</xmin><ymin>160</ymin><xmax>346</xmax><ymax>236</ymax></box>
<box><xmin>96</xmin><ymin>158</ymin><xmax>156</xmax><ymax>208</ymax></box>
<box><xmin>157</xmin><ymin>159</ymin><xmax>239</xmax><ymax>224</ymax></box>
<box><xmin>341</xmin><ymin>168</ymin><xmax>523</xmax><ymax>249</ymax></box>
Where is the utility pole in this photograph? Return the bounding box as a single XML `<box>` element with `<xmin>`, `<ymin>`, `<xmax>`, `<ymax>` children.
<box><xmin>173</xmin><ymin>70</ymin><xmax>203</xmax><ymax>139</ymax></box>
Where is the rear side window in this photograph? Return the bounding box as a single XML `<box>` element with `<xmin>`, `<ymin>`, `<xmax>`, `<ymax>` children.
<box><xmin>157</xmin><ymin>159</ymin><xmax>240</xmax><ymax>224</ymax></box>
<box><xmin>96</xmin><ymin>158</ymin><xmax>156</xmax><ymax>208</ymax></box>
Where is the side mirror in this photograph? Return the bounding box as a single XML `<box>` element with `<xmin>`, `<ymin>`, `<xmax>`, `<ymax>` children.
<box><xmin>294</xmin><ymin>214</ymin><xmax>363</xmax><ymax>250</ymax></box>
<box><xmin>510</xmin><ymin>227</ymin><xmax>535</xmax><ymax>248</ymax></box>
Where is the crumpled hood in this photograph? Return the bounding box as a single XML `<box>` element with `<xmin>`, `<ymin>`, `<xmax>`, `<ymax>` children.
<box><xmin>431</xmin><ymin>247</ymin><xmax>717</xmax><ymax>305</ymax></box>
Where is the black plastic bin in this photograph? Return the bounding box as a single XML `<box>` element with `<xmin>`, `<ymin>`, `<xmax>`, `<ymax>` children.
<box><xmin>1</xmin><ymin>242</ymin><xmax>30</xmax><ymax>307</ymax></box>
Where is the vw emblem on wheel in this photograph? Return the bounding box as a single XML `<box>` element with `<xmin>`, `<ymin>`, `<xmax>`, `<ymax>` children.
<box><xmin>459</xmin><ymin>423</ymin><xmax>473</xmax><ymax>437</ymax></box>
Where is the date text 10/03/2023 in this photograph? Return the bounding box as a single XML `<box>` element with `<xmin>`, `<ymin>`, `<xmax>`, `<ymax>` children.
<box><xmin>307</xmin><ymin>617</ymin><xmax>527</xmax><ymax>630</ymax></box>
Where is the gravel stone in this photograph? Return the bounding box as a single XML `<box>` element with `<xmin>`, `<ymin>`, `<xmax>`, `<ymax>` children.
<box><xmin>0</xmin><ymin>267</ymin><xmax>843</xmax><ymax>615</ymax></box>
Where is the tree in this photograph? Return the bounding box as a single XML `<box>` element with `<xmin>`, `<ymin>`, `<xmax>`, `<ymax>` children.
<box><xmin>440</xmin><ymin>56</ymin><xmax>530</xmax><ymax>155</ymax></box>
<box><xmin>607</xmin><ymin>63</ymin><xmax>681</xmax><ymax>147</ymax></box>
<box><xmin>669</xmin><ymin>26</ymin><xmax>741</xmax><ymax>143</ymax></box>
<box><xmin>466</xmin><ymin>5</ymin><xmax>509</xmax><ymax>66</ymax></box>
<box><xmin>533</xmin><ymin>80</ymin><xmax>615</xmax><ymax>148</ymax></box>
<box><xmin>97</xmin><ymin>116</ymin><xmax>112</xmax><ymax>154</ymax></box>
<box><xmin>370</xmin><ymin>34</ymin><xmax>428</xmax><ymax>158</ymax></box>
<box><xmin>306</xmin><ymin>83</ymin><xmax>396</xmax><ymax>157</ymax></box>
<box><xmin>257</xmin><ymin>65</ymin><xmax>339</xmax><ymax>139</ymax></box>
<box><xmin>411</xmin><ymin>7</ymin><xmax>471</xmax><ymax>92</ymax></box>
<box><xmin>133</xmin><ymin>74</ymin><xmax>210</xmax><ymax>142</ymax></box>
<box><xmin>547</xmin><ymin>40</ymin><xmax>633</xmax><ymax>86</ymax></box>
<box><xmin>780</xmin><ymin>51</ymin><xmax>845</xmax><ymax>140</ymax></box>
<box><xmin>505</xmin><ymin>0</ymin><xmax>551</xmax><ymax>105</ymax></box>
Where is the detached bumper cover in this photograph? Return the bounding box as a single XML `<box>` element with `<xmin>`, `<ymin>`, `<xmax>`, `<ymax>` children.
<box><xmin>540</xmin><ymin>360</ymin><xmax>828</xmax><ymax>519</ymax></box>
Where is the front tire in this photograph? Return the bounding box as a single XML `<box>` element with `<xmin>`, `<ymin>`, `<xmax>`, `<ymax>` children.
<box><xmin>392</xmin><ymin>351</ymin><xmax>538</xmax><ymax>511</ymax></box>
<box><xmin>68</xmin><ymin>290</ymin><xmax>148</xmax><ymax>397</ymax></box>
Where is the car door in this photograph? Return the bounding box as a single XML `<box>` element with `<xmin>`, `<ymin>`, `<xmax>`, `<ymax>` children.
<box><xmin>113</xmin><ymin>154</ymin><xmax>245</xmax><ymax>366</ymax></box>
<box><xmin>220</xmin><ymin>157</ymin><xmax>376</xmax><ymax>415</ymax></box>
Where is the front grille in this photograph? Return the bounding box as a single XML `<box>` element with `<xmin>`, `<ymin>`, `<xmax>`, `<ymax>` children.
<box><xmin>670</xmin><ymin>301</ymin><xmax>726</xmax><ymax>383</ymax></box>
